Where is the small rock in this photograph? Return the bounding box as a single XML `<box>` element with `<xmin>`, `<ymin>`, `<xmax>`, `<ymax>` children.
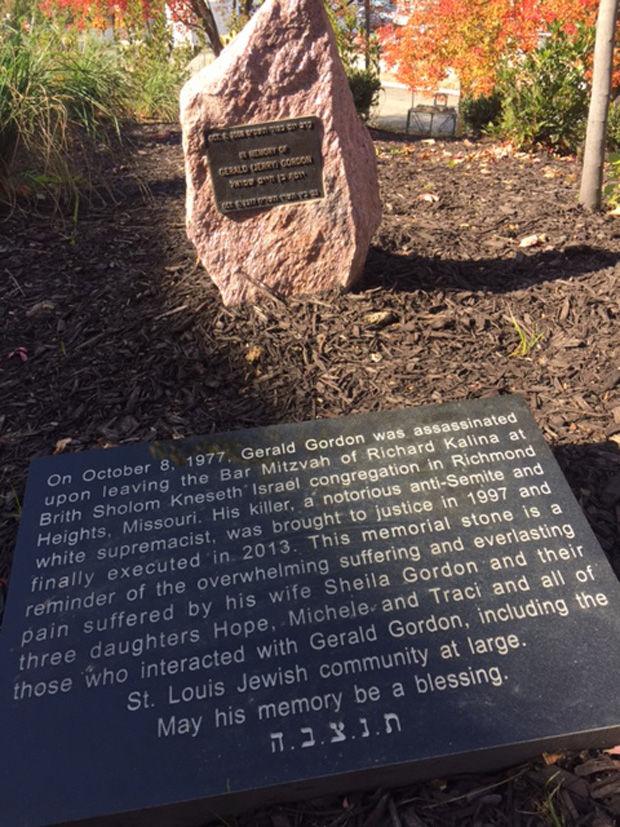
<box><xmin>26</xmin><ymin>301</ymin><xmax>56</xmax><ymax>318</ymax></box>
<box><xmin>519</xmin><ymin>233</ymin><xmax>547</xmax><ymax>248</ymax></box>
<box><xmin>418</xmin><ymin>192</ymin><xmax>439</xmax><ymax>203</ymax></box>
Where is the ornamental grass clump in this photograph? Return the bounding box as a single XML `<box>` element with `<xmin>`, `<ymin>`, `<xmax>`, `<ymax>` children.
<box><xmin>0</xmin><ymin>20</ymin><xmax>128</xmax><ymax>206</ymax></box>
<box><xmin>122</xmin><ymin>36</ymin><xmax>190</xmax><ymax>122</ymax></box>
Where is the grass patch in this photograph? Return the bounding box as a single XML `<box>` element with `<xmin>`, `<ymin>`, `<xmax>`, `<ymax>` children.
<box><xmin>0</xmin><ymin>16</ymin><xmax>190</xmax><ymax>210</ymax></box>
<box><xmin>123</xmin><ymin>40</ymin><xmax>190</xmax><ymax>122</ymax></box>
<box><xmin>507</xmin><ymin>313</ymin><xmax>544</xmax><ymax>357</ymax></box>
<box><xmin>0</xmin><ymin>21</ymin><xmax>128</xmax><ymax>207</ymax></box>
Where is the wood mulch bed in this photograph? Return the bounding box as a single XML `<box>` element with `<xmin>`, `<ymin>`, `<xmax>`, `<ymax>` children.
<box><xmin>1</xmin><ymin>125</ymin><xmax>619</xmax><ymax>825</ymax></box>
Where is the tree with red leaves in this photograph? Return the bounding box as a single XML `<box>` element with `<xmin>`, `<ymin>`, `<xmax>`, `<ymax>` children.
<box><xmin>379</xmin><ymin>0</ymin><xmax>602</xmax><ymax>95</ymax></box>
<box><xmin>38</xmin><ymin>0</ymin><xmax>226</xmax><ymax>54</ymax></box>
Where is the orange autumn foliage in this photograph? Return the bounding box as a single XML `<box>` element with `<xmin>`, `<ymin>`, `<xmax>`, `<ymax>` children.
<box><xmin>38</xmin><ymin>0</ymin><xmax>158</xmax><ymax>29</ymax></box>
<box><xmin>379</xmin><ymin>0</ymin><xmax>603</xmax><ymax>95</ymax></box>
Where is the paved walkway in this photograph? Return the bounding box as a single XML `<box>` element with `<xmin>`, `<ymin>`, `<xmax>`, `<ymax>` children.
<box><xmin>370</xmin><ymin>83</ymin><xmax>413</xmax><ymax>131</ymax></box>
<box><xmin>371</xmin><ymin>77</ymin><xmax>460</xmax><ymax>133</ymax></box>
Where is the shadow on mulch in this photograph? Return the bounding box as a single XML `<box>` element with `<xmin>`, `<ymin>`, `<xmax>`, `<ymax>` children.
<box><xmin>0</xmin><ymin>178</ymin><xmax>301</xmax><ymax>585</ymax></box>
<box><xmin>554</xmin><ymin>440</ymin><xmax>620</xmax><ymax>577</ymax></box>
<box><xmin>143</xmin><ymin>175</ymin><xmax>186</xmax><ymax>199</ymax></box>
<box><xmin>364</xmin><ymin>246</ymin><xmax>620</xmax><ymax>294</ymax></box>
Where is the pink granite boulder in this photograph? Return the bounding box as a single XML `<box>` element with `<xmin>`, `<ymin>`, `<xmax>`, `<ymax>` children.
<box><xmin>180</xmin><ymin>0</ymin><xmax>381</xmax><ymax>306</ymax></box>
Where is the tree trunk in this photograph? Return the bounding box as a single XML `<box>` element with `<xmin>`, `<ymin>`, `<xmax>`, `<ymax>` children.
<box><xmin>579</xmin><ymin>0</ymin><xmax>619</xmax><ymax>210</ymax></box>
<box><xmin>364</xmin><ymin>0</ymin><xmax>371</xmax><ymax>70</ymax></box>
<box><xmin>189</xmin><ymin>0</ymin><xmax>224</xmax><ymax>56</ymax></box>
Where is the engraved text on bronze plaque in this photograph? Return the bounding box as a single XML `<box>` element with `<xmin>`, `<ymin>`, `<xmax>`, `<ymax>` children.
<box><xmin>205</xmin><ymin>116</ymin><xmax>325</xmax><ymax>214</ymax></box>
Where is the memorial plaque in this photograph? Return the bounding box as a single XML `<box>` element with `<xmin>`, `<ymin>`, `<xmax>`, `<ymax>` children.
<box><xmin>2</xmin><ymin>396</ymin><xmax>620</xmax><ymax>827</ymax></box>
<box><xmin>205</xmin><ymin>116</ymin><xmax>325</xmax><ymax>214</ymax></box>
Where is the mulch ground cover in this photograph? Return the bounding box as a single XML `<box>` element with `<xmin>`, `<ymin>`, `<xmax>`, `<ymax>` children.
<box><xmin>1</xmin><ymin>125</ymin><xmax>619</xmax><ymax>825</ymax></box>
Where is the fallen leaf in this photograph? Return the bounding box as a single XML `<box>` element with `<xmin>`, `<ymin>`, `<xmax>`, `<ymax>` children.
<box><xmin>245</xmin><ymin>345</ymin><xmax>263</xmax><ymax>364</ymax></box>
<box><xmin>54</xmin><ymin>437</ymin><xmax>72</xmax><ymax>454</ymax></box>
<box><xmin>418</xmin><ymin>192</ymin><xmax>439</xmax><ymax>203</ymax></box>
<box><xmin>364</xmin><ymin>310</ymin><xmax>398</xmax><ymax>329</ymax></box>
<box><xmin>7</xmin><ymin>346</ymin><xmax>28</xmax><ymax>362</ymax></box>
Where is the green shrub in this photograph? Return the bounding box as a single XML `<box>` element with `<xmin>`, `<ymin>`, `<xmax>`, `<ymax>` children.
<box><xmin>347</xmin><ymin>68</ymin><xmax>382</xmax><ymax>120</ymax></box>
<box><xmin>459</xmin><ymin>93</ymin><xmax>502</xmax><ymax>135</ymax></box>
<box><xmin>606</xmin><ymin>99</ymin><xmax>620</xmax><ymax>152</ymax></box>
<box><xmin>496</xmin><ymin>23</ymin><xmax>594</xmax><ymax>154</ymax></box>
<box><xmin>603</xmin><ymin>152</ymin><xmax>620</xmax><ymax>209</ymax></box>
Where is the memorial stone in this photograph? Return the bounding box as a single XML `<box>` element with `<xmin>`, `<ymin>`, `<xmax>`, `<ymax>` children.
<box><xmin>179</xmin><ymin>0</ymin><xmax>381</xmax><ymax>306</ymax></box>
<box><xmin>1</xmin><ymin>396</ymin><xmax>620</xmax><ymax>826</ymax></box>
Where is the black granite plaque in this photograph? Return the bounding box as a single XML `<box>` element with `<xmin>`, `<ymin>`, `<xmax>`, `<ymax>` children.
<box><xmin>205</xmin><ymin>116</ymin><xmax>324</xmax><ymax>214</ymax></box>
<box><xmin>2</xmin><ymin>396</ymin><xmax>620</xmax><ymax>827</ymax></box>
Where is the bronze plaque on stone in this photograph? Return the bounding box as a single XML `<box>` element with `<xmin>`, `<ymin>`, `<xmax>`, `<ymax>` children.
<box><xmin>205</xmin><ymin>116</ymin><xmax>325</xmax><ymax>214</ymax></box>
